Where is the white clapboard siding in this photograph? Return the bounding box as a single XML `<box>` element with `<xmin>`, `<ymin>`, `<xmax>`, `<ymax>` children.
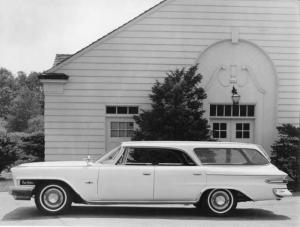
<box><xmin>85</xmin><ymin>49</ymin><xmax>198</xmax><ymax>58</ymax></box>
<box><xmin>46</xmin><ymin>141</ymin><xmax>104</xmax><ymax>149</ymax></box>
<box><xmin>65</xmin><ymin>83</ymin><xmax>154</xmax><ymax>91</ymax></box>
<box><xmin>45</xmin><ymin>96</ymin><xmax>150</xmax><ymax>104</ymax></box>
<box><xmin>44</xmin><ymin>0</ymin><xmax>300</xmax><ymax>161</ymax></box>
<box><xmin>45</xmin><ymin>122</ymin><xmax>104</xmax><ymax>129</ymax></box>
<box><xmin>46</xmin><ymin>148</ymin><xmax>105</xmax><ymax>156</ymax></box>
<box><xmin>278</xmin><ymin>118</ymin><xmax>300</xmax><ymax>125</ymax></box>
<box><xmin>278</xmin><ymin>100</ymin><xmax>300</xmax><ymax>106</ymax></box>
<box><xmin>45</xmin><ymin>128</ymin><xmax>105</xmax><ymax>136</ymax></box>
<box><xmin>159</xmin><ymin>5</ymin><xmax>298</xmax><ymax>15</ymax></box>
<box><xmin>45</xmin><ymin>115</ymin><xmax>105</xmax><ymax>123</ymax></box>
<box><xmin>45</xmin><ymin>102</ymin><xmax>105</xmax><ymax>110</ymax></box>
<box><xmin>170</xmin><ymin>0</ymin><xmax>296</xmax><ymax>8</ymax></box>
<box><xmin>128</xmin><ymin>24</ymin><xmax>300</xmax><ymax>36</ymax></box>
<box><xmin>45</xmin><ymin>135</ymin><xmax>105</xmax><ymax>142</ymax></box>
<box><xmin>46</xmin><ymin>154</ymin><xmax>102</xmax><ymax>161</ymax></box>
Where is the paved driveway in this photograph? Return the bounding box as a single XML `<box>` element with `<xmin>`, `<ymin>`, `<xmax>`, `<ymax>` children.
<box><xmin>0</xmin><ymin>192</ymin><xmax>299</xmax><ymax>226</ymax></box>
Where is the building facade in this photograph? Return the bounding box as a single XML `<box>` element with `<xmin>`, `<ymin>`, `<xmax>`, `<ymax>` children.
<box><xmin>40</xmin><ymin>0</ymin><xmax>300</xmax><ymax>161</ymax></box>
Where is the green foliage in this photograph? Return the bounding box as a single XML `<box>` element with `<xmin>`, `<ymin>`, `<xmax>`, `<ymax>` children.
<box><xmin>0</xmin><ymin>133</ymin><xmax>18</xmax><ymax>173</ymax></box>
<box><xmin>16</xmin><ymin>132</ymin><xmax>45</xmax><ymax>164</ymax></box>
<box><xmin>0</xmin><ymin>67</ymin><xmax>45</xmax><ymax>170</ymax></box>
<box><xmin>27</xmin><ymin>115</ymin><xmax>44</xmax><ymax>133</ymax></box>
<box><xmin>271</xmin><ymin>124</ymin><xmax>300</xmax><ymax>190</ymax></box>
<box><xmin>0</xmin><ymin>69</ymin><xmax>44</xmax><ymax>132</ymax></box>
<box><xmin>133</xmin><ymin>65</ymin><xmax>211</xmax><ymax>141</ymax></box>
<box><xmin>6</xmin><ymin>87</ymin><xmax>42</xmax><ymax>132</ymax></box>
<box><xmin>0</xmin><ymin>68</ymin><xmax>15</xmax><ymax>118</ymax></box>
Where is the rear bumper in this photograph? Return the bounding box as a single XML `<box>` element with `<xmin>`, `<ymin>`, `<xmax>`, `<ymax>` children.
<box><xmin>9</xmin><ymin>186</ymin><xmax>35</xmax><ymax>200</ymax></box>
<box><xmin>273</xmin><ymin>188</ymin><xmax>292</xmax><ymax>199</ymax></box>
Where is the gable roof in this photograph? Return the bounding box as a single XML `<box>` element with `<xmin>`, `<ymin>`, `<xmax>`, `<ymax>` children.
<box><xmin>46</xmin><ymin>0</ymin><xmax>169</xmax><ymax>73</ymax></box>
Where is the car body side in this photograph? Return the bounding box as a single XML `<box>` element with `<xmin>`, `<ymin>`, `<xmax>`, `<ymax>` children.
<box><xmin>10</xmin><ymin>142</ymin><xmax>291</xmax><ymax>203</ymax></box>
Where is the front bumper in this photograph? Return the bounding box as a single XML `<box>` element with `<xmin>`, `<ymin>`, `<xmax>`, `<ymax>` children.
<box><xmin>273</xmin><ymin>188</ymin><xmax>292</xmax><ymax>199</ymax></box>
<box><xmin>9</xmin><ymin>186</ymin><xmax>35</xmax><ymax>200</ymax></box>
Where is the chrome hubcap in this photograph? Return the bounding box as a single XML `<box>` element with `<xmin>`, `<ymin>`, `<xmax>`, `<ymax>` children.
<box><xmin>215</xmin><ymin>195</ymin><xmax>226</xmax><ymax>206</ymax></box>
<box><xmin>43</xmin><ymin>188</ymin><xmax>64</xmax><ymax>209</ymax></box>
<box><xmin>210</xmin><ymin>191</ymin><xmax>230</xmax><ymax>211</ymax></box>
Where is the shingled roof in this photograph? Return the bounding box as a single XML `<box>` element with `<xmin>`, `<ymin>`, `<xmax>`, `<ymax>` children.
<box><xmin>53</xmin><ymin>54</ymin><xmax>72</xmax><ymax>66</ymax></box>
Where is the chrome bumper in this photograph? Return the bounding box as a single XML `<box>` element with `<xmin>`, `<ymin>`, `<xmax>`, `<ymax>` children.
<box><xmin>273</xmin><ymin>188</ymin><xmax>292</xmax><ymax>199</ymax></box>
<box><xmin>9</xmin><ymin>186</ymin><xmax>35</xmax><ymax>200</ymax></box>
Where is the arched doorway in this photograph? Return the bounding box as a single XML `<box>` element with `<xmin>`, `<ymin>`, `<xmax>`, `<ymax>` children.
<box><xmin>197</xmin><ymin>39</ymin><xmax>278</xmax><ymax>153</ymax></box>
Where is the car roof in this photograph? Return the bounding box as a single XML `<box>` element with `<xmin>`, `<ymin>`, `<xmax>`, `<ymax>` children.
<box><xmin>121</xmin><ymin>141</ymin><xmax>260</xmax><ymax>150</ymax></box>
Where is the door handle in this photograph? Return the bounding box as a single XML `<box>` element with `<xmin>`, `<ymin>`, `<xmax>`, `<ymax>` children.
<box><xmin>193</xmin><ymin>173</ymin><xmax>202</xmax><ymax>176</ymax></box>
<box><xmin>143</xmin><ymin>172</ymin><xmax>151</xmax><ymax>176</ymax></box>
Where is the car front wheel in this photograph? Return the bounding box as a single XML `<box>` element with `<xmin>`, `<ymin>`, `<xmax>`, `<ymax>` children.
<box><xmin>35</xmin><ymin>183</ymin><xmax>72</xmax><ymax>215</ymax></box>
<box><xmin>206</xmin><ymin>189</ymin><xmax>236</xmax><ymax>216</ymax></box>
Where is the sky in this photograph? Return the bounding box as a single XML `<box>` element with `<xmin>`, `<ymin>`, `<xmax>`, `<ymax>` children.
<box><xmin>0</xmin><ymin>0</ymin><xmax>162</xmax><ymax>75</ymax></box>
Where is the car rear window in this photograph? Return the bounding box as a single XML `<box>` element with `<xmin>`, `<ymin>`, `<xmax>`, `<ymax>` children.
<box><xmin>194</xmin><ymin>148</ymin><xmax>269</xmax><ymax>165</ymax></box>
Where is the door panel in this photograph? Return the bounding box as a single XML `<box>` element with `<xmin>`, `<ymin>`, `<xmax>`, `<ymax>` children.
<box><xmin>98</xmin><ymin>165</ymin><xmax>154</xmax><ymax>201</ymax></box>
<box><xmin>211</xmin><ymin>121</ymin><xmax>230</xmax><ymax>142</ymax></box>
<box><xmin>230</xmin><ymin>120</ymin><xmax>254</xmax><ymax>143</ymax></box>
<box><xmin>154</xmin><ymin>166</ymin><xmax>205</xmax><ymax>201</ymax></box>
<box><xmin>105</xmin><ymin>117</ymin><xmax>134</xmax><ymax>152</ymax></box>
<box><xmin>210</xmin><ymin>120</ymin><xmax>254</xmax><ymax>143</ymax></box>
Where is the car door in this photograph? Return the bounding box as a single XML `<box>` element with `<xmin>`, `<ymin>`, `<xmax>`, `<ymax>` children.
<box><xmin>153</xmin><ymin>148</ymin><xmax>206</xmax><ymax>202</ymax></box>
<box><xmin>98</xmin><ymin>147</ymin><xmax>154</xmax><ymax>201</ymax></box>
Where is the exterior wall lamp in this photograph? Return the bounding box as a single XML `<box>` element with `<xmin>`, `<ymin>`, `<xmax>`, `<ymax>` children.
<box><xmin>231</xmin><ymin>86</ymin><xmax>241</xmax><ymax>105</ymax></box>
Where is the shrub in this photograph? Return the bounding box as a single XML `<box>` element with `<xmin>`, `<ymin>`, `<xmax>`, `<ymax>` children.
<box><xmin>271</xmin><ymin>124</ymin><xmax>300</xmax><ymax>191</ymax></box>
<box><xmin>0</xmin><ymin>133</ymin><xmax>18</xmax><ymax>173</ymax></box>
<box><xmin>15</xmin><ymin>131</ymin><xmax>45</xmax><ymax>164</ymax></box>
<box><xmin>133</xmin><ymin>65</ymin><xmax>211</xmax><ymax>141</ymax></box>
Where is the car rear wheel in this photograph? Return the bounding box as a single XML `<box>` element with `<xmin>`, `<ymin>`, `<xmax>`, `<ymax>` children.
<box><xmin>35</xmin><ymin>183</ymin><xmax>72</xmax><ymax>215</ymax></box>
<box><xmin>206</xmin><ymin>189</ymin><xmax>236</xmax><ymax>216</ymax></box>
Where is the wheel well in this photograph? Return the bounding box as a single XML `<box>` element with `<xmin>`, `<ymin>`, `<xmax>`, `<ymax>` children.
<box><xmin>199</xmin><ymin>188</ymin><xmax>252</xmax><ymax>203</ymax></box>
<box><xmin>32</xmin><ymin>180</ymin><xmax>86</xmax><ymax>204</ymax></box>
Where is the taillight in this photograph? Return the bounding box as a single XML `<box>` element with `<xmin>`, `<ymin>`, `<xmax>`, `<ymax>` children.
<box><xmin>265</xmin><ymin>175</ymin><xmax>293</xmax><ymax>184</ymax></box>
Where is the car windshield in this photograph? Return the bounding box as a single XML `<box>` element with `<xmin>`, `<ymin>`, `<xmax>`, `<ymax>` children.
<box><xmin>96</xmin><ymin>146</ymin><xmax>121</xmax><ymax>164</ymax></box>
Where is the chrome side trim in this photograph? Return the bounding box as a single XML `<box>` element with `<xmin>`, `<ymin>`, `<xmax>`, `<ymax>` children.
<box><xmin>87</xmin><ymin>200</ymin><xmax>197</xmax><ymax>205</ymax></box>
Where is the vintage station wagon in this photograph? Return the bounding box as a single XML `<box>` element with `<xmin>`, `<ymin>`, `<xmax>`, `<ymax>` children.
<box><xmin>9</xmin><ymin>141</ymin><xmax>292</xmax><ymax>216</ymax></box>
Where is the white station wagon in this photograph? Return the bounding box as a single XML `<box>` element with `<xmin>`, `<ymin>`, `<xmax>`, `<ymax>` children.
<box><xmin>9</xmin><ymin>141</ymin><xmax>292</xmax><ymax>216</ymax></box>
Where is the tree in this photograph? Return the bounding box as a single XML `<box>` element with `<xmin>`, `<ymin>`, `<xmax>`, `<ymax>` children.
<box><xmin>0</xmin><ymin>68</ymin><xmax>15</xmax><ymax>118</ymax></box>
<box><xmin>6</xmin><ymin>87</ymin><xmax>42</xmax><ymax>132</ymax></box>
<box><xmin>133</xmin><ymin>64</ymin><xmax>211</xmax><ymax>141</ymax></box>
<box><xmin>271</xmin><ymin>124</ymin><xmax>300</xmax><ymax>190</ymax></box>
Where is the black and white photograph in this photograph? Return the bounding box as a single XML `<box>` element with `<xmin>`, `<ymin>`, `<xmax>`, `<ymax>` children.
<box><xmin>0</xmin><ymin>0</ymin><xmax>299</xmax><ymax>226</ymax></box>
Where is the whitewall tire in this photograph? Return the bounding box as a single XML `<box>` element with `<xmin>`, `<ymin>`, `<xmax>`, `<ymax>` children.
<box><xmin>35</xmin><ymin>183</ymin><xmax>72</xmax><ymax>215</ymax></box>
<box><xmin>206</xmin><ymin>189</ymin><xmax>236</xmax><ymax>216</ymax></box>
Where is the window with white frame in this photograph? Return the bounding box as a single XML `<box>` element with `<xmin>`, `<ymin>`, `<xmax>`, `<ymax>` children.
<box><xmin>212</xmin><ymin>123</ymin><xmax>227</xmax><ymax>139</ymax></box>
<box><xmin>110</xmin><ymin>122</ymin><xmax>134</xmax><ymax>138</ymax></box>
<box><xmin>106</xmin><ymin>106</ymin><xmax>139</xmax><ymax>115</ymax></box>
<box><xmin>210</xmin><ymin>105</ymin><xmax>255</xmax><ymax>117</ymax></box>
<box><xmin>236</xmin><ymin>123</ymin><xmax>250</xmax><ymax>139</ymax></box>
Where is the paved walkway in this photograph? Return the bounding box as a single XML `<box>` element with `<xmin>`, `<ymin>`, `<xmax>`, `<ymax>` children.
<box><xmin>0</xmin><ymin>192</ymin><xmax>299</xmax><ymax>226</ymax></box>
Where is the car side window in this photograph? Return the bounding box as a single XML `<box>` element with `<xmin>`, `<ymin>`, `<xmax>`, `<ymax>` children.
<box><xmin>119</xmin><ymin>147</ymin><xmax>196</xmax><ymax>166</ymax></box>
<box><xmin>242</xmin><ymin>148</ymin><xmax>269</xmax><ymax>165</ymax></box>
<box><xmin>194</xmin><ymin>148</ymin><xmax>248</xmax><ymax>165</ymax></box>
<box><xmin>125</xmin><ymin>148</ymin><xmax>152</xmax><ymax>165</ymax></box>
<box><xmin>149</xmin><ymin>148</ymin><xmax>195</xmax><ymax>166</ymax></box>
